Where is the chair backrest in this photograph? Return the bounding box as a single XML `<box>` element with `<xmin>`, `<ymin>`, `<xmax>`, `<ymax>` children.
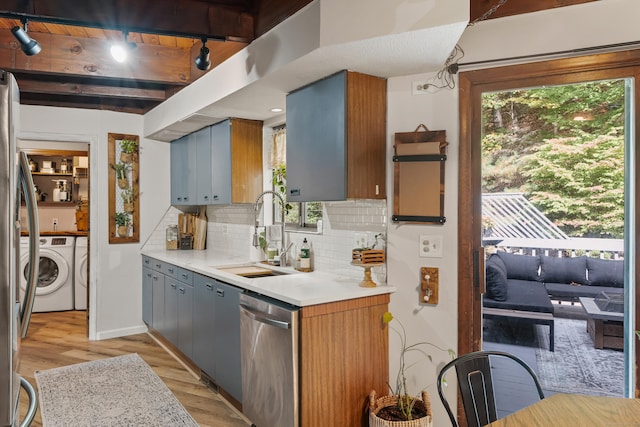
<box><xmin>436</xmin><ymin>350</ymin><xmax>545</xmax><ymax>427</ymax></box>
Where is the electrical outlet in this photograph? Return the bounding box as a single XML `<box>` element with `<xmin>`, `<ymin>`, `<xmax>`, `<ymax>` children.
<box><xmin>52</xmin><ymin>218</ymin><xmax>58</xmax><ymax>227</ymax></box>
<box><xmin>419</xmin><ymin>234</ymin><xmax>443</xmax><ymax>258</ymax></box>
<box><xmin>412</xmin><ymin>80</ymin><xmax>430</xmax><ymax>95</ymax></box>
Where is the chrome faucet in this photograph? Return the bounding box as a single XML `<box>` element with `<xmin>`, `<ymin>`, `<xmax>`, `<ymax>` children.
<box><xmin>253</xmin><ymin>190</ymin><xmax>289</xmax><ymax>266</ymax></box>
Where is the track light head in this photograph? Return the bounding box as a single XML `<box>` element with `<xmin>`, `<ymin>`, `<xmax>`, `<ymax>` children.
<box><xmin>11</xmin><ymin>20</ymin><xmax>41</xmax><ymax>56</ymax></box>
<box><xmin>195</xmin><ymin>38</ymin><xmax>210</xmax><ymax>71</ymax></box>
<box><xmin>111</xmin><ymin>31</ymin><xmax>136</xmax><ymax>63</ymax></box>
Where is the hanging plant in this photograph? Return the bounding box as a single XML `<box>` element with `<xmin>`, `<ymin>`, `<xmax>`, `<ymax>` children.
<box><xmin>272</xmin><ymin>164</ymin><xmax>292</xmax><ymax>214</ymax></box>
<box><xmin>119</xmin><ymin>139</ymin><xmax>138</xmax><ymax>163</ymax></box>
<box><xmin>110</xmin><ymin>162</ymin><xmax>130</xmax><ymax>189</ymax></box>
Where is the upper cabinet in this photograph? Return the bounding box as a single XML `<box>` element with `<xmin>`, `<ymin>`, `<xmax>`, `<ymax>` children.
<box><xmin>170</xmin><ymin>118</ymin><xmax>263</xmax><ymax>206</ymax></box>
<box><xmin>286</xmin><ymin>70</ymin><xmax>387</xmax><ymax>202</ymax></box>
<box><xmin>170</xmin><ymin>133</ymin><xmax>198</xmax><ymax>205</ymax></box>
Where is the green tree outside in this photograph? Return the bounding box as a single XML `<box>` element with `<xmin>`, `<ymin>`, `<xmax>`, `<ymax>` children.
<box><xmin>482</xmin><ymin>79</ymin><xmax>626</xmax><ymax>238</ymax></box>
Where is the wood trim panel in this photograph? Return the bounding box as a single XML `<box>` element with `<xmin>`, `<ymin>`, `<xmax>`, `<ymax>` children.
<box><xmin>301</xmin><ymin>294</ymin><xmax>390</xmax><ymax>318</ymax></box>
<box><xmin>346</xmin><ymin>71</ymin><xmax>387</xmax><ymax>199</ymax></box>
<box><xmin>230</xmin><ymin>118</ymin><xmax>263</xmax><ymax>203</ymax></box>
<box><xmin>458</xmin><ymin>50</ymin><xmax>640</xmax><ymax>409</ymax></box>
<box><xmin>300</xmin><ymin>297</ymin><xmax>389</xmax><ymax>427</ymax></box>
<box><xmin>470</xmin><ymin>0</ymin><xmax>597</xmax><ymax>22</ymax></box>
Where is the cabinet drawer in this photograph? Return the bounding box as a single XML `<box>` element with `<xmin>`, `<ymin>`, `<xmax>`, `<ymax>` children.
<box><xmin>177</xmin><ymin>267</ymin><xmax>193</xmax><ymax>285</ymax></box>
<box><xmin>142</xmin><ymin>255</ymin><xmax>152</xmax><ymax>268</ymax></box>
<box><xmin>150</xmin><ymin>258</ymin><xmax>178</xmax><ymax>278</ymax></box>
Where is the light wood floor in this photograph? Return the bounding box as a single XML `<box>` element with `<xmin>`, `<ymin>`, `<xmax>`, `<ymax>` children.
<box><xmin>18</xmin><ymin>311</ymin><xmax>250</xmax><ymax>427</ymax></box>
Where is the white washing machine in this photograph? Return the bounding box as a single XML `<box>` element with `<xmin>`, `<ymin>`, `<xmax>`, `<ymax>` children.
<box><xmin>74</xmin><ymin>236</ymin><xmax>88</xmax><ymax>310</ymax></box>
<box><xmin>20</xmin><ymin>236</ymin><xmax>75</xmax><ymax>312</ymax></box>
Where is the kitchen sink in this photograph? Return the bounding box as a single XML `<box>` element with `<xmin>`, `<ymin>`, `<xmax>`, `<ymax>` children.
<box><xmin>217</xmin><ymin>264</ymin><xmax>297</xmax><ymax>279</ymax></box>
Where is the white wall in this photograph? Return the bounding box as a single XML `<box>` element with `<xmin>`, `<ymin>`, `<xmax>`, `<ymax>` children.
<box><xmin>19</xmin><ymin>105</ymin><xmax>170</xmax><ymax>340</ymax></box>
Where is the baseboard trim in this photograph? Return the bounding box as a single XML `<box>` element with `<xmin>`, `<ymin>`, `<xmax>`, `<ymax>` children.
<box><xmin>95</xmin><ymin>324</ymin><xmax>148</xmax><ymax>340</ymax></box>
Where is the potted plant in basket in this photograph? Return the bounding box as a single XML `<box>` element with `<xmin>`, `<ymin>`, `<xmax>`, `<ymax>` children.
<box><xmin>115</xmin><ymin>212</ymin><xmax>131</xmax><ymax>237</ymax></box>
<box><xmin>119</xmin><ymin>139</ymin><xmax>138</xmax><ymax>163</ymax></box>
<box><xmin>369</xmin><ymin>312</ymin><xmax>455</xmax><ymax>426</ymax></box>
<box><xmin>121</xmin><ymin>188</ymin><xmax>136</xmax><ymax>213</ymax></box>
<box><xmin>110</xmin><ymin>162</ymin><xmax>130</xmax><ymax>189</ymax></box>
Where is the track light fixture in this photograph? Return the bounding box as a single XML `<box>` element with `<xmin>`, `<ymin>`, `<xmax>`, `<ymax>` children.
<box><xmin>11</xmin><ymin>19</ymin><xmax>41</xmax><ymax>56</ymax></box>
<box><xmin>195</xmin><ymin>38</ymin><xmax>211</xmax><ymax>71</ymax></box>
<box><xmin>110</xmin><ymin>31</ymin><xmax>136</xmax><ymax>63</ymax></box>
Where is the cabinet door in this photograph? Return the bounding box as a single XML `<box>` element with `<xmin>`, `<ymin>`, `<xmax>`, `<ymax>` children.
<box><xmin>142</xmin><ymin>266</ymin><xmax>153</xmax><ymax>326</ymax></box>
<box><xmin>170</xmin><ymin>136</ymin><xmax>187</xmax><ymax>204</ymax></box>
<box><xmin>177</xmin><ymin>282</ymin><xmax>194</xmax><ymax>358</ymax></box>
<box><xmin>214</xmin><ymin>281</ymin><xmax>243</xmax><ymax>402</ymax></box>
<box><xmin>209</xmin><ymin>120</ymin><xmax>232</xmax><ymax>204</ymax></box>
<box><xmin>286</xmin><ymin>70</ymin><xmax>347</xmax><ymax>202</ymax></box>
<box><xmin>170</xmin><ymin>135</ymin><xmax>197</xmax><ymax>205</ymax></box>
<box><xmin>194</xmin><ymin>126</ymin><xmax>213</xmax><ymax>204</ymax></box>
<box><xmin>151</xmin><ymin>271</ymin><xmax>165</xmax><ymax>333</ymax></box>
<box><xmin>193</xmin><ymin>274</ymin><xmax>216</xmax><ymax>378</ymax></box>
<box><xmin>164</xmin><ymin>278</ymin><xmax>179</xmax><ymax>346</ymax></box>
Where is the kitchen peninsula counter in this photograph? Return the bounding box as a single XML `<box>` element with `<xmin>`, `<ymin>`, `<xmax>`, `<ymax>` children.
<box><xmin>141</xmin><ymin>248</ymin><xmax>395</xmax><ymax>307</ymax></box>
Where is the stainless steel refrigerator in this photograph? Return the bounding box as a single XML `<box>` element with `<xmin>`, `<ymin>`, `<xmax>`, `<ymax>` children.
<box><xmin>1</xmin><ymin>70</ymin><xmax>39</xmax><ymax>427</ymax></box>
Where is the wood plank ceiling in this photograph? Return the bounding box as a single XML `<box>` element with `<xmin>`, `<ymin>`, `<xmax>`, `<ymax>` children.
<box><xmin>0</xmin><ymin>0</ymin><xmax>597</xmax><ymax>114</ymax></box>
<box><xmin>0</xmin><ymin>0</ymin><xmax>312</xmax><ymax>113</ymax></box>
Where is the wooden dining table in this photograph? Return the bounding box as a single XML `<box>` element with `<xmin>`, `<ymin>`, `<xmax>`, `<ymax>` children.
<box><xmin>488</xmin><ymin>393</ymin><xmax>640</xmax><ymax>426</ymax></box>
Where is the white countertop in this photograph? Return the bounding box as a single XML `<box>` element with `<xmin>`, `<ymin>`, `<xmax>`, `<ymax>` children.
<box><xmin>141</xmin><ymin>249</ymin><xmax>395</xmax><ymax>307</ymax></box>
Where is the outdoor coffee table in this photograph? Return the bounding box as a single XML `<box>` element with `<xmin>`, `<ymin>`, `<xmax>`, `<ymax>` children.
<box><xmin>579</xmin><ymin>297</ymin><xmax>624</xmax><ymax>350</ymax></box>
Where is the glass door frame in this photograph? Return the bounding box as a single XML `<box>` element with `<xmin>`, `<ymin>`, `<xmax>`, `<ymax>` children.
<box><xmin>458</xmin><ymin>50</ymin><xmax>640</xmax><ymax>411</ymax></box>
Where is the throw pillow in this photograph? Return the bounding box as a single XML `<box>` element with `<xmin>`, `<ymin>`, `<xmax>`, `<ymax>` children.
<box><xmin>587</xmin><ymin>258</ymin><xmax>624</xmax><ymax>287</ymax></box>
<box><xmin>496</xmin><ymin>252</ymin><xmax>541</xmax><ymax>281</ymax></box>
<box><xmin>485</xmin><ymin>255</ymin><xmax>508</xmax><ymax>301</ymax></box>
<box><xmin>540</xmin><ymin>255</ymin><xmax>588</xmax><ymax>285</ymax></box>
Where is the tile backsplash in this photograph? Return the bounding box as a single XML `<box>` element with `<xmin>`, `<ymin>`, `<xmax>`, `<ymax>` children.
<box><xmin>143</xmin><ymin>199</ymin><xmax>387</xmax><ymax>283</ymax></box>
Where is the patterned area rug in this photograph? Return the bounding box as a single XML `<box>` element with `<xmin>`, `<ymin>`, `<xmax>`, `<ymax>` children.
<box><xmin>35</xmin><ymin>353</ymin><xmax>199</xmax><ymax>427</ymax></box>
<box><xmin>535</xmin><ymin>317</ymin><xmax>624</xmax><ymax>397</ymax></box>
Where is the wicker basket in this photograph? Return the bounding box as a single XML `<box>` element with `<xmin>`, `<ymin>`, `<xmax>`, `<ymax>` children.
<box><xmin>369</xmin><ymin>390</ymin><xmax>433</xmax><ymax>427</ymax></box>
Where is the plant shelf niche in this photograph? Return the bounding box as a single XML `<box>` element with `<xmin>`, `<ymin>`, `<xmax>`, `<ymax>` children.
<box><xmin>108</xmin><ymin>133</ymin><xmax>139</xmax><ymax>243</ymax></box>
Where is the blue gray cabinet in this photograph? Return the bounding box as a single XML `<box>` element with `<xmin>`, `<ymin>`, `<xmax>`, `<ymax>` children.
<box><xmin>194</xmin><ymin>126</ymin><xmax>213</xmax><ymax>204</ymax></box>
<box><xmin>170</xmin><ymin>118</ymin><xmax>262</xmax><ymax>206</ymax></box>
<box><xmin>142</xmin><ymin>266</ymin><xmax>153</xmax><ymax>326</ymax></box>
<box><xmin>193</xmin><ymin>273</ymin><xmax>216</xmax><ymax>378</ymax></box>
<box><xmin>143</xmin><ymin>258</ymin><xmax>242</xmax><ymax>404</ymax></box>
<box><xmin>150</xmin><ymin>268</ymin><xmax>165</xmax><ymax>334</ymax></box>
<box><xmin>193</xmin><ymin>273</ymin><xmax>243</xmax><ymax>402</ymax></box>
<box><xmin>164</xmin><ymin>269</ymin><xmax>194</xmax><ymax>358</ymax></box>
<box><xmin>170</xmin><ymin>134</ymin><xmax>197</xmax><ymax>205</ymax></box>
<box><xmin>213</xmin><ymin>280</ymin><xmax>243</xmax><ymax>402</ymax></box>
<box><xmin>208</xmin><ymin>120</ymin><xmax>232</xmax><ymax>204</ymax></box>
<box><xmin>286</xmin><ymin>70</ymin><xmax>387</xmax><ymax>202</ymax></box>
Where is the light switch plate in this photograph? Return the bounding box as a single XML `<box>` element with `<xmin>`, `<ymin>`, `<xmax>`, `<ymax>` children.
<box><xmin>419</xmin><ymin>234</ymin><xmax>443</xmax><ymax>258</ymax></box>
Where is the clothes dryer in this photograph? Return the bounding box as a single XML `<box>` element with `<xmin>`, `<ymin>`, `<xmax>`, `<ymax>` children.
<box><xmin>74</xmin><ymin>236</ymin><xmax>88</xmax><ymax>310</ymax></box>
<box><xmin>20</xmin><ymin>236</ymin><xmax>75</xmax><ymax>312</ymax></box>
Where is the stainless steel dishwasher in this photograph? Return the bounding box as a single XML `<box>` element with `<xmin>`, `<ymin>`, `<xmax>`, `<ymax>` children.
<box><xmin>239</xmin><ymin>292</ymin><xmax>300</xmax><ymax>427</ymax></box>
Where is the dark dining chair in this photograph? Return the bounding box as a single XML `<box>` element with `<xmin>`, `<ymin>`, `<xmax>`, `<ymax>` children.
<box><xmin>437</xmin><ymin>350</ymin><xmax>545</xmax><ymax>427</ymax></box>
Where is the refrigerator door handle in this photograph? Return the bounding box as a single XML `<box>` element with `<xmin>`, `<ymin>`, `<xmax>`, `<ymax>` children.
<box><xmin>18</xmin><ymin>376</ymin><xmax>37</xmax><ymax>427</ymax></box>
<box><xmin>18</xmin><ymin>152</ymin><xmax>39</xmax><ymax>338</ymax></box>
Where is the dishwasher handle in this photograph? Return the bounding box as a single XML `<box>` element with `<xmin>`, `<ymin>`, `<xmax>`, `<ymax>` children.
<box><xmin>240</xmin><ymin>304</ymin><xmax>291</xmax><ymax>330</ymax></box>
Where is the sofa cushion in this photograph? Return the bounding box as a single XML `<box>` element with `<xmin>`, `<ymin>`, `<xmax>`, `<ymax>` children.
<box><xmin>545</xmin><ymin>282</ymin><xmax>622</xmax><ymax>299</ymax></box>
<box><xmin>485</xmin><ymin>255</ymin><xmax>508</xmax><ymax>301</ymax></box>
<box><xmin>496</xmin><ymin>252</ymin><xmax>541</xmax><ymax>282</ymax></box>
<box><xmin>483</xmin><ymin>279</ymin><xmax>553</xmax><ymax>313</ymax></box>
<box><xmin>587</xmin><ymin>258</ymin><xmax>624</xmax><ymax>287</ymax></box>
<box><xmin>540</xmin><ymin>255</ymin><xmax>587</xmax><ymax>285</ymax></box>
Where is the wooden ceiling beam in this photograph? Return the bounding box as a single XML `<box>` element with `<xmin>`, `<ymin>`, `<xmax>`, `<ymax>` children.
<box><xmin>16</xmin><ymin>78</ymin><xmax>168</xmax><ymax>101</ymax></box>
<box><xmin>0</xmin><ymin>29</ymin><xmax>192</xmax><ymax>84</ymax></box>
<box><xmin>0</xmin><ymin>0</ymin><xmax>254</xmax><ymax>41</ymax></box>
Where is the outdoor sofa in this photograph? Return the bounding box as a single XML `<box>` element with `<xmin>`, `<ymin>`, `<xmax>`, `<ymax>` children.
<box><xmin>483</xmin><ymin>251</ymin><xmax>624</xmax><ymax>352</ymax></box>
